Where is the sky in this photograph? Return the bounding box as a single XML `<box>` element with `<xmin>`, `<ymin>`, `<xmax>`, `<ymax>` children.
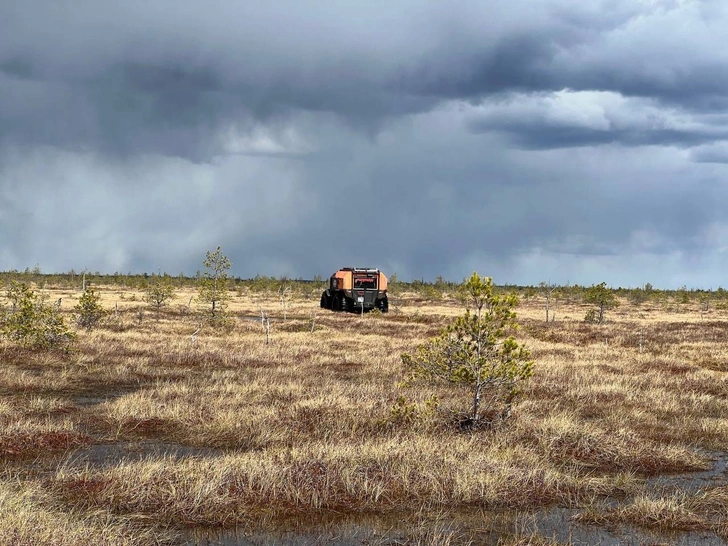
<box><xmin>2</xmin><ymin>0</ymin><xmax>728</xmax><ymax>288</ymax></box>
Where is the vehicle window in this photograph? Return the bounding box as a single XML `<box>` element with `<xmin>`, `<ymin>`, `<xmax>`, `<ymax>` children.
<box><xmin>354</xmin><ymin>276</ymin><xmax>377</xmax><ymax>289</ymax></box>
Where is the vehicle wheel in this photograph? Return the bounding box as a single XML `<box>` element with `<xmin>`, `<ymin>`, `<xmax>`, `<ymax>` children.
<box><xmin>320</xmin><ymin>292</ymin><xmax>328</xmax><ymax>309</ymax></box>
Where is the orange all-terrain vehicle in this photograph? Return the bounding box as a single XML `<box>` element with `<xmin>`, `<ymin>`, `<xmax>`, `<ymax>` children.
<box><xmin>320</xmin><ymin>268</ymin><xmax>388</xmax><ymax>313</ymax></box>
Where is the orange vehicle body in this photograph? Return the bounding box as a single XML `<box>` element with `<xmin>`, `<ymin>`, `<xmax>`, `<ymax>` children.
<box><xmin>320</xmin><ymin>268</ymin><xmax>388</xmax><ymax>313</ymax></box>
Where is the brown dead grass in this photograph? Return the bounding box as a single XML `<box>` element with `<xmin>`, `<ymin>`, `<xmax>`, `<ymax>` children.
<box><xmin>0</xmin><ymin>479</ymin><xmax>172</xmax><ymax>546</ymax></box>
<box><xmin>1</xmin><ymin>285</ymin><xmax>728</xmax><ymax>542</ymax></box>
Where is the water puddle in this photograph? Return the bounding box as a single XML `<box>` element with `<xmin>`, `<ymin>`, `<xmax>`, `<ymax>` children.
<box><xmin>64</xmin><ymin>441</ymin><xmax>219</xmax><ymax>468</ymax></box>
<box><xmin>646</xmin><ymin>450</ymin><xmax>728</xmax><ymax>493</ymax></box>
<box><xmin>183</xmin><ymin>453</ymin><xmax>728</xmax><ymax>546</ymax></box>
<box><xmin>182</xmin><ymin>505</ymin><xmax>724</xmax><ymax>546</ymax></box>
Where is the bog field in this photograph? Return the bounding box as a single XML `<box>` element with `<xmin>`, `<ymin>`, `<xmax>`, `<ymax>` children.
<box><xmin>2</xmin><ymin>279</ymin><xmax>728</xmax><ymax>545</ymax></box>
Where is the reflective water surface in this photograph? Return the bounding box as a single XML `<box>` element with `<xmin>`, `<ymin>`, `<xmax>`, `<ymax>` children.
<box><xmin>184</xmin><ymin>505</ymin><xmax>725</xmax><ymax>546</ymax></box>
<box><xmin>184</xmin><ymin>452</ymin><xmax>728</xmax><ymax>546</ymax></box>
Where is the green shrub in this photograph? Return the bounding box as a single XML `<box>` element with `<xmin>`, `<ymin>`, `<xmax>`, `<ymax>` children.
<box><xmin>584</xmin><ymin>282</ymin><xmax>618</xmax><ymax>323</ymax></box>
<box><xmin>390</xmin><ymin>395</ymin><xmax>439</xmax><ymax>426</ymax></box>
<box><xmin>198</xmin><ymin>246</ymin><xmax>231</xmax><ymax>325</ymax></box>
<box><xmin>1</xmin><ymin>281</ymin><xmax>75</xmax><ymax>349</ymax></box>
<box><xmin>401</xmin><ymin>272</ymin><xmax>532</xmax><ymax>429</ymax></box>
<box><xmin>74</xmin><ymin>287</ymin><xmax>107</xmax><ymax>331</ymax></box>
<box><xmin>144</xmin><ymin>274</ymin><xmax>176</xmax><ymax>310</ymax></box>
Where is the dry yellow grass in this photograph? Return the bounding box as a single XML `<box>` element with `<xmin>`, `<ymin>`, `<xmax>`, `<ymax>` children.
<box><xmin>2</xmin><ymin>283</ymin><xmax>728</xmax><ymax>544</ymax></box>
<box><xmin>0</xmin><ymin>479</ymin><xmax>172</xmax><ymax>546</ymax></box>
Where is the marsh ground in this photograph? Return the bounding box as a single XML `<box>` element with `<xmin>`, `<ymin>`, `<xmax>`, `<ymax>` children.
<box><xmin>2</xmin><ymin>284</ymin><xmax>728</xmax><ymax>545</ymax></box>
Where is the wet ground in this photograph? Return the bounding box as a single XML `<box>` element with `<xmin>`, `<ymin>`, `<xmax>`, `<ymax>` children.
<box><xmin>183</xmin><ymin>506</ymin><xmax>725</xmax><ymax>546</ymax></box>
<box><xmin>46</xmin><ymin>416</ymin><xmax>728</xmax><ymax>546</ymax></box>
<box><xmin>64</xmin><ymin>440</ymin><xmax>219</xmax><ymax>468</ymax></box>
<box><xmin>646</xmin><ymin>450</ymin><xmax>728</xmax><ymax>493</ymax></box>
<box><xmin>181</xmin><ymin>452</ymin><xmax>728</xmax><ymax>546</ymax></box>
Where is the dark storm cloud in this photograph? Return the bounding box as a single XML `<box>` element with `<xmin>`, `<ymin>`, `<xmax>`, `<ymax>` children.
<box><xmin>2</xmin><ymin>0</ymin><xmax>728</xmax><ymax>287</ymax></box>
<box><xmin>0</xmin><ymin>1</ymin><xmax>447</xmax><ymax>159</ymax></box>
<box><xmin>473</xmin><ymin>115</ymin><xmax>728</xmax><ymax>150</ymax></box>
<box><xmin>2</xmin><ymin>0</ymin><xmax>726</xmax><ymax>157</ymax></box>
<box><xmin>467</xmin><ymin>88</ymin><xmax>728</xmax><ymax>150</ymax></box>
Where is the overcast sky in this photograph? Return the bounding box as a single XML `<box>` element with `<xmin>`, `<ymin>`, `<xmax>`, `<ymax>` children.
<box><xmin>2</xmin><ymin>0</ymin><xmax>728</xmax><ymax>288</ymax></box>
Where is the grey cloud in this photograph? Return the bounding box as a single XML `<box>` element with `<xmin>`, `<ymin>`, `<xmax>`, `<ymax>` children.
<box><xmin>467</xmin><ymin>90</ymin><xmax>728</xmax><ymax>150</ymax></box>
<box><xmin>227</xmin><ymin>113</ymin><xmax>723</xmax><ymax>279</ymax></box>
<box><xmin>1</xmin><ymin>105</ymin><xmax>725</xmax><ymax>286</ymax></box>
<box><xmin>2</xmin><ymin>0</ymin><xmax>725</xmax><ymax>162</ymax></box>
<box><xmin>2</xmin><ymin>1</ymin><xmax>728</xmax><ymax>288</ymax></box>
<box><xmin>0</xmin><ymin>0</ymin><xmax>691</xmax><ymax>159</ymax></box>
<box><xmin>479</xmin><ymin>124</ymin><xmax>728</xmax><ymax>150</ymax></box>
<box><xmin>691</xmin><ymin>143</ymin><xmax>728</xmax><ymax>164</ymax></box>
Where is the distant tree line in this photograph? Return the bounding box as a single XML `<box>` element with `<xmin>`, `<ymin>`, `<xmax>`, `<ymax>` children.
<box><xmin>1</xmin><ymin>267</ymin><xmax>724</xmax><ymax>308</ymax></box>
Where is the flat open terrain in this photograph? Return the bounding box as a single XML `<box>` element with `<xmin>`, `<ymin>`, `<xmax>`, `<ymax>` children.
<box><xmin>2</xmin><ymin>284</ymin><xmax>728</xmax><ymax>545</ymax></box>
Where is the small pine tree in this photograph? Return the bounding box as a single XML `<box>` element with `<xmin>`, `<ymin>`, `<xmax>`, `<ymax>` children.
<box><xmin>584</xmin><ymin>282</ymin><xmax>618</xmax><ymax>323</ymax></box>
<box><xmin>1</xmin><ymin>281</ymin><xmax>75</xmax><ymax>349</ymax></box>
<box><xmin>198</xmin><ymin>246</ymin><xmax>231</xmax><ymax>323</ymax></box>
<box><xmin>144</xmin><ymin>274</ymin><xmax>176</xmax><ymax>311</ymax></box>
<box><xmin>74</xmin><ymin>286</ymin><xmax>107</xmax><ymax>331</ymax></box>
<box><xmin>402</xmin><ymin>272</ymin><xmax>533</xmax><ymax>428</ymax></box>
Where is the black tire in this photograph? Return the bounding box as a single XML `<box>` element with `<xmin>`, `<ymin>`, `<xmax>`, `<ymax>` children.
<box><xmin>320</xmin><ymin>292</ymin><xmax>328</xmax><ymax>309</ymax></box>
<box><xmin>376</xmin><ymin>297</ymin><xmax>389</xmax><ymax>313</ymax></box>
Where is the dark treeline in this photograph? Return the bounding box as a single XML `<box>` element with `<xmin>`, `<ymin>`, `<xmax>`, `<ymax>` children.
<box><xmin>1</xmin><ymin>268</ymin><xmax>725</xmax><ymax>307</ymax></box>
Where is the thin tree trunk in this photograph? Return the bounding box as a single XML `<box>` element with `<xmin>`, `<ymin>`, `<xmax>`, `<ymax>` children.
<box><xmin>471</xmin><ymin>382</ymin><xmax>481</xmax><ymax>422</ymax></box>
